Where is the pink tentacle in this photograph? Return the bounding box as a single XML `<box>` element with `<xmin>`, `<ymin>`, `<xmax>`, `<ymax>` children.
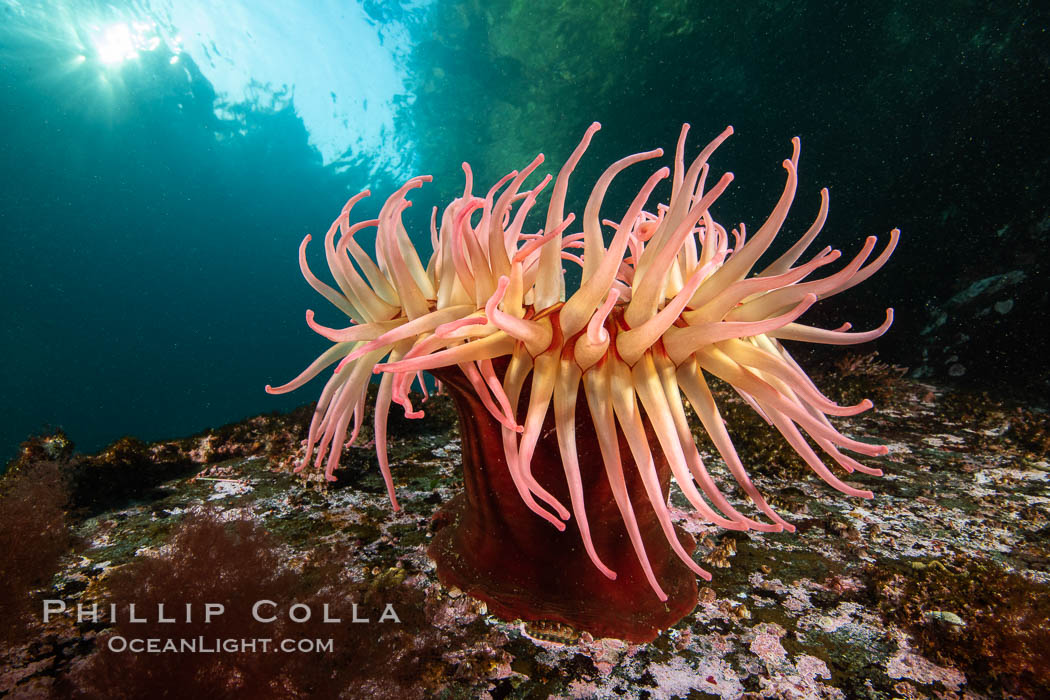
<box><xmin>770</xmin><ymin>308</ymin><xmax>894</xmax><ymax>345</ymax></box>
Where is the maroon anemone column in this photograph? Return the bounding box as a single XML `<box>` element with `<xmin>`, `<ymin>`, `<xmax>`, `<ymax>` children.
<box><xmin>428</xmin><ymin>362</ymin><xmax>699</xmax><ymax>643</ymax></box>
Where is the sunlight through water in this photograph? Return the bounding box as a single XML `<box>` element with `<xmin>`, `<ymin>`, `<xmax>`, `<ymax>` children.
<box><xmin>2</xmin><ymin>0</ymin><xmax>426</xmax><ymax>177</ymax></box>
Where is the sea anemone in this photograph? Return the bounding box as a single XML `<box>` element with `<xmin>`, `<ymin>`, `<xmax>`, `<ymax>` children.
<box><xmin>267</xmin><ymin>123</ymin><xmax>898</xmax><ymax>641</ymax></box>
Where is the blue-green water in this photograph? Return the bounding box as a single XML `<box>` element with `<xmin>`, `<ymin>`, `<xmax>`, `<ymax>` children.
<box><xmin>2</xmin><ymin>0</ymin><xmax>1047</xmax><ymax>461</ymax></box>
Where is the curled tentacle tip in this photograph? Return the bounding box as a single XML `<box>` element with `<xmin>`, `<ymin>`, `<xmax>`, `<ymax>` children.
<box><xmin>870</xmin><ymin>469</ymin><xmax>885</xmax><ymax>477</ymax></box>
<box><xmin>326</xmin><ymin>474</ymin><xmax>338</xmax><ymax>482</ymax></box>
<box><xmin>271</xmin><ymin>123</ymin><xmax>898</xmax><ymax>608</ymax></box>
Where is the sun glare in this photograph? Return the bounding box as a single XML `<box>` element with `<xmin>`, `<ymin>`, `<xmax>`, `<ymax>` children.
<box><xmin>90</xmin><ymin>20</ymin><xmax>165</xmax><ymax>66</ymax></box>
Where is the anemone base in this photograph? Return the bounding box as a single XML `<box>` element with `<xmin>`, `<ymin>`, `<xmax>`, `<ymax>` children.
<box><xmin>428</xmin><ymin>364</ymin><xmax>699</xmax><ymax>643</ymax></box>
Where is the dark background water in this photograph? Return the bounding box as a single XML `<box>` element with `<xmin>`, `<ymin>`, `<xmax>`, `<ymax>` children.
<box><xmin>2</xmin><ymin>0</ymin><xmax>1048</xmax><ymax>461</ymax></box>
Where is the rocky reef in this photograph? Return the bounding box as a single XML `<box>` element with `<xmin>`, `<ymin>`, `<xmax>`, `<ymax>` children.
<box><xmin>1</xmin><ymin>359</ymin><xmax>1047</xmax><ymax>699</ymax></box>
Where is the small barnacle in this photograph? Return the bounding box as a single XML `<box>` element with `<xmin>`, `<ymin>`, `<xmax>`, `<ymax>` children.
<box><xmin>524</xmin><ymin>620</ymin><xmax>580</xmax><ymax>644</ymax></box>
